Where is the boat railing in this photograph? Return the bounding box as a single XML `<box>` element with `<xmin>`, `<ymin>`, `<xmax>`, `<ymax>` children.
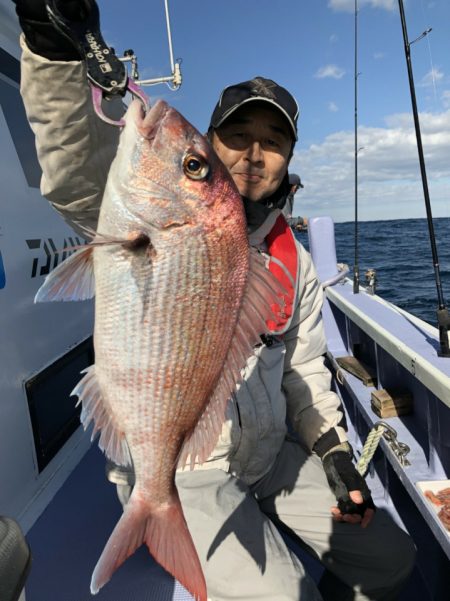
<box><xmin>308</xmin><ymin>216</ymin><xmax>450</xmax><ymax>568</ymax></box>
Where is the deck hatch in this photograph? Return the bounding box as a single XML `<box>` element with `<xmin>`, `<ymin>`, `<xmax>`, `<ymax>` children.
<box><xmin>26</xmin><ymin>337</ymin><xmax>94</xmax><ymax>472</ymax></box>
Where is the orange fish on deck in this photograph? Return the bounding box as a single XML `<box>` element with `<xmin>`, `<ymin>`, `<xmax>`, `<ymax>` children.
<box><xmin>35</xmin><ymin>98</ymin><xmax>285</xmax><ymax>600</ymax></box>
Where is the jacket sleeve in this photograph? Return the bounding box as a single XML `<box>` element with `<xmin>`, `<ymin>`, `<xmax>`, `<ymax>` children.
<box><xmin>282</xmin><ymin>243</ymin><xmax>348</xmax><ymax>454</ymax></box>
<box><xmin>19</xmin><ymin>36</ymin><xmax>124</xmax><ymax>237</ymax></box>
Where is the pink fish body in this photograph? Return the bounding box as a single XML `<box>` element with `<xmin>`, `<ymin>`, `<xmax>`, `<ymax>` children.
<box><xmin>36</xmin><ymin>99</ymin><xmax>284</xmax><ymax>600</ymax></box>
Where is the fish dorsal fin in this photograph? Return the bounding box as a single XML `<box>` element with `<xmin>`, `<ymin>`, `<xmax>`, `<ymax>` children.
<box><xmin>72</xmin><ymin>365</ymin><xmax>132</xmax><ymax>467</ymax></box>
<box><xmin>178</xmin><ymin>248</ymin><xmax>285</xmax><ymax>469</ymax></box>
<box><xmin>34</xmin><ymin>245</ymin><xmax>95</xmax><ymax>302</ymax></box>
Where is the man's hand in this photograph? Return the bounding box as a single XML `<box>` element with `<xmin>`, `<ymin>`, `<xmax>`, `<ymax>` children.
<box><xmin>13</xmin><ymin>0</ymin><xmax>90</xmax><ymax>60</ymax></box>
<box><xmin>322</xmin><ymin>446</ymin><xmax>376</xmax><ymax>528</ymax></box>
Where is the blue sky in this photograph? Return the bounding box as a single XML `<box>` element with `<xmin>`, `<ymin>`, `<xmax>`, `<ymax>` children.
<box><xmin>100</xmin><ymin>0</ymin><xmax>450</xmax><ymax>223</ymax></box>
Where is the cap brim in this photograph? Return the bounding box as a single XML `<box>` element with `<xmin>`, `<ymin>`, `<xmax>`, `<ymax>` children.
<box><xmin>213</xmin><ymin>96</ymin><xmax>298</xmax><ymax>141</ymax></box>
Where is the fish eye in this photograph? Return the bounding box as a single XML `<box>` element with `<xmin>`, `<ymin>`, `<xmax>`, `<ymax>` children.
<box><xmin>183</xmin><ymin>153</ymin><xmax>210</xmax><ymax>180</ymax></box>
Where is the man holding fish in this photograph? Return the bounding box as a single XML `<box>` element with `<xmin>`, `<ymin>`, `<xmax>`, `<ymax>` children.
<box><xmin>13</xmin><ymin>1</ymin><xmax>416</xmax><ymax>600</ymax></box>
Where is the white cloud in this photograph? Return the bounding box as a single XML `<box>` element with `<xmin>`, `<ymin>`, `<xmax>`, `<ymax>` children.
<box><xmin>290</xmin><ymin>110</ymin><xmax>450</xmax><ymax>222</ymax></box>
<box><xmin>373</xmin><ymin>52</ymin><xmax>385</xmax><ymax>60</ymax></box>
<box><xmin>315</xmin><ymin>64</ymin><xmax>346</xmax><ymax>80</ymax></box>
<box><xmin>442</xmin><ymin>91</ymin><xmax>450</xmax><ymax>108</ymax></box>
<box><xmin>328</xmin><ymin>0</ymin><xmax>396</xmax><ymax>12</ymax></box>
<box><xmin>328</xmin><ymin>101</ymin><xmax>339</xmax><ymax>112</ymax></box>
<box><xmin>330</xmin><ymin>34</ymin><xmax>339</xmax><ymax>44</ymax></box>
<box><xmin>420</xmin><ymin>67</ymin><xmax>444</xmax><ymax>88</ymax></box>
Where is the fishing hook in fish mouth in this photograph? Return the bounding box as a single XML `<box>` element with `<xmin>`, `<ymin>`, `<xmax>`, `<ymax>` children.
<box><xmin>91</xmin><ymin>82</ymin><xmax>150</xmax><ymax>128</ymax></box>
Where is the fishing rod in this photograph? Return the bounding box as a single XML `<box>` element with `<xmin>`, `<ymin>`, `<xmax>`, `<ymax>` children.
<box><xmin>397</xmin><ymin>0</ymin><xmax>450</xmax><ymax>357</ymax></box>
<box><xmin>353</xmin><ymin>0</ymin><xmax>360</xmax><ymax>294</ymax></box>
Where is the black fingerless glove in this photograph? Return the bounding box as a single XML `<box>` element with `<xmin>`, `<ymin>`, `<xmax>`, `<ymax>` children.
<box><xmin>322</xmin><ymin>449</ymin><xmax>376</xmax><ymax>516</ymax></box>
<box><xmin>12</xmin><ymin>0</ymin><xmax>89</xmax><ymax>60</ymax></box>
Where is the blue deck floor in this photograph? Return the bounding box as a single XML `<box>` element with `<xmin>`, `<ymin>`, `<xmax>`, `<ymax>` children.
<box><xmin>25</xmin><ymin>442</ymin><xmax>425</xmax><ymax>601</ymax></box>
<box><xmin>25</xmin><ymin>445</ymin><xmax>194</xmax><ymax>601</ymax></box>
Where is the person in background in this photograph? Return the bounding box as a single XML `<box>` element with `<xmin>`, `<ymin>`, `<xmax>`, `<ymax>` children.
<box><xmin>283</xmin><ymin>173</ymin><xmax>308</xmax><ymax>230</ymax></box>
<box><xmin>12</xmin><ymin>1</ymin><xmax>416</xmax><ymax>600</ymax></box>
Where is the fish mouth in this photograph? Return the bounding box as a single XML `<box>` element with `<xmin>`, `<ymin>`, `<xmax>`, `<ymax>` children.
<box><xmin>130</xmin><ymin>99</ymin><xmax>169</xmax><ymax>142</ymax></box>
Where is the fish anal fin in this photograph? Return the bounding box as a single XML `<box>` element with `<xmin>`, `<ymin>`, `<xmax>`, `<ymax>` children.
<box><xmin>34</xmin><ymin>245</ymin><xmax>95</xmax><ymax>302</ymax></box>
<box><xmin>178</xmin><ymin>247</ymin><xmax>286</xmax><ymax>469</ymax></box>
<box><xmin>72</xmin><ymin>365</ymin><xmax>131</xmax><ymax>467</ymax></box>
<box><xmin>91</xmin><ymin>491</ymin><xmax>207</xmax><ymax>601</ymax></box>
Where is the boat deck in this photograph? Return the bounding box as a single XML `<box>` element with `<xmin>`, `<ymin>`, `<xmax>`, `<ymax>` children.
<box><xmin>24</xmin><ymin>440</ymin><xmax>427</xmax><ymax>600</ymax></box>
<box><xmin>25</xmin><ymin>446</ymin><xmax>193</xmax><ymax>601</ymax></box>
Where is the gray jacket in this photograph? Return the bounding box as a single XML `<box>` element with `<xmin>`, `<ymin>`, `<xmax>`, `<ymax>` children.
<box><xmin>20</xmin><ymin>39</ymin><xmax>348</xmax><ymax>485</ymax></box>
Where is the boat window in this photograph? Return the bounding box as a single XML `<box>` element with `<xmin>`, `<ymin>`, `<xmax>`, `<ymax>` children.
<box><xmin>26</xmin><ymin>337</ymin><xmax>94</xmax><ymax>472</ymax></box>
<box><xmin>0</xmin><ymin>47</ymin><xmax>41</xmax><ymax>188</ymax></box>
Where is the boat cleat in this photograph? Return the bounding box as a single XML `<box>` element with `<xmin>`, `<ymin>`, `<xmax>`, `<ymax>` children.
<box><xmin>365</xmin><ymin>268</ymin><xmax>377</xmax><ymax>295</ymax></box>
<box><xmin>356</xmin><ymin>420</ymin><xmax>411</xmax><ymax>476</ymax></box>
<box><xmin>377</xmin><ymin>421</ymin><xmax>411</xmax><ymax>467</ymax></box>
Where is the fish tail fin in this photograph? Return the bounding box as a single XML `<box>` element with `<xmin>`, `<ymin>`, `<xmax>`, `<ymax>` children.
<box><xmin>90</xmin><ymin>492</ymin><xmax>207</xmax><ymax>601</ymax></box>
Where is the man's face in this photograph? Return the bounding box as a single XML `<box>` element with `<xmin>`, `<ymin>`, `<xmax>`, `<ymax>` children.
<box><xmin>211</xmin><ymin>103</ymin><xmax>293</xmax><ymax>202</ymax></box>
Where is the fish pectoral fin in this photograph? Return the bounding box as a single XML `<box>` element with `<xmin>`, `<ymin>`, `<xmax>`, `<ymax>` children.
<box><xmin>91</xmin><ymin>491</ymin><xmax>207</xmax><ymax>601</ymax></box>
<box><xmin>178</xmin><ymin>385</ymin><xmax>232</xmax><ymax>470</ymax></box>
<box><xmin>34</xmin><ymin>245</ymin><xmax>95</xmax><ymax>302</ymax></box>
<box><xmin>72</xmin><ymin>365</ymin><xmax>132</xmax><ymax>467</ymax></box>
<box><xmin>178</xmin><ymin>248</ymin><xmax>286</xmax><ymax>470</ymax></box>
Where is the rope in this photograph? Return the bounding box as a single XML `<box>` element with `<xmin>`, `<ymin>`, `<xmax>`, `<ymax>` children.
<box><xmin>355</xmin><ymin>423</ymin><xmax>386</xmax><ymax>476</ymax></box>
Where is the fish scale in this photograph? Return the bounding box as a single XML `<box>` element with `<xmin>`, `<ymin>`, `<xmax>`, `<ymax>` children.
<box><xmin>95</xmin><ymin>238</ymin><xmax>236</xmax><ymax>409</ymax></box>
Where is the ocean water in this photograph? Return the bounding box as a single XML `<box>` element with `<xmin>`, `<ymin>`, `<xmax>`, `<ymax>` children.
<box><xmin>298</xmin><ymin>217</ymin><xmax>450</xmax><ymax>327</ymax></box>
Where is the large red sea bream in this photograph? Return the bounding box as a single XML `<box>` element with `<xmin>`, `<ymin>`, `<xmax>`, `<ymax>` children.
<box><xmin>35</xmin><ymin>98</ymin><xmax>284</xmax><ymax>600</ymax></box>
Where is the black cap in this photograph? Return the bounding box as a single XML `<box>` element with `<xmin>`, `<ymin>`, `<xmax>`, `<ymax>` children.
<box><xmin>289</xmin><ymin>173</ymin><xmax>304</xmax><ymax>188</ymax></box>
<box><xmin>209</xmin><ymin>76</ymin><xmax>299</xmax><ymax>141</ymax></box>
